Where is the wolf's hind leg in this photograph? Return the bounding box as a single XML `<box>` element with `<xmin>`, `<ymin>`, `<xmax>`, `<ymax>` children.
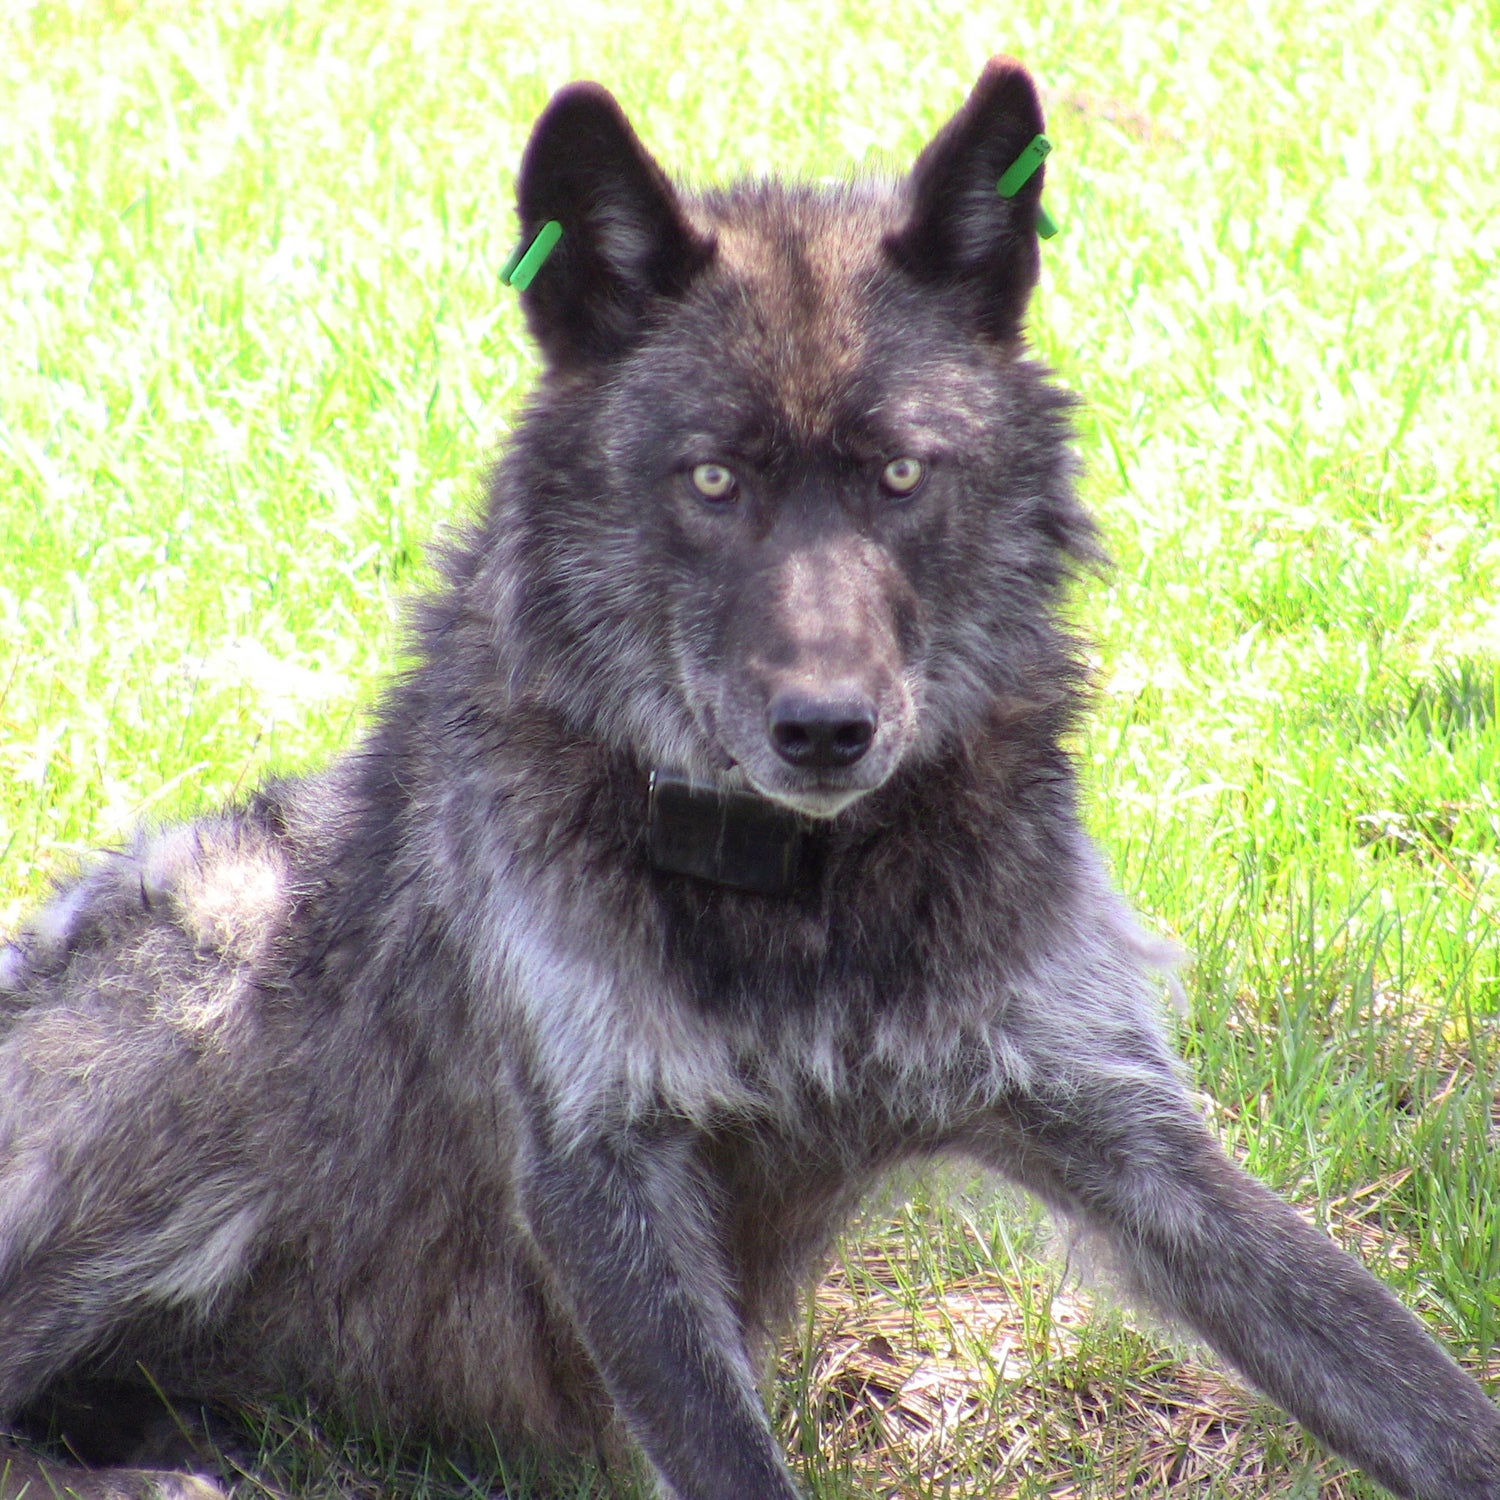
<box><xmin>1</xmin><ymin>1009</ymin><xmax>265</xmax><ymax>1418</ymax></box>
<box><xmin>0</xmin><ymin>1145</ymin><xmax>264</xmax><ymax>1416</ymax></box>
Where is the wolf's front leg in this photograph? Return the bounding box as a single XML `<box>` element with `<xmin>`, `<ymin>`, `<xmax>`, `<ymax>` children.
<box><xmin>520</xmin><ymin>1122</ymin><xmax>800</xmax><ymax>1500</ymax></box>
<box><xmin>968</xmin><ymin>1077</ymin><xmax>1500</xmax><ymax>1500</ymax></box>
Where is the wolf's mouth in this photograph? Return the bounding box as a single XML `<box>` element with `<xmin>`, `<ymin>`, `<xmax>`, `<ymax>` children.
<box><xmin>699</xmin><ymin>721</ymin><xmax>882</xmax><ymax>816</ymax></box>
<box><xmin>706</xmin><ymin>744</ymin><xmax>876</xmax><ymax>821</ymax></box>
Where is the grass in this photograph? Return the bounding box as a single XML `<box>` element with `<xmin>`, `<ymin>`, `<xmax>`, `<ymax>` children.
<box><xmin>2</xmin><ymin>0</ymin><xmax>1498</xmax><ymax>1495</ymax></box>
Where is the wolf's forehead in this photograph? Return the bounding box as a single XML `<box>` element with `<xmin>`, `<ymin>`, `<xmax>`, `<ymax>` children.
<box><xmin>688</xmin><ymin>184</ymin><xmax>898</xmax><ymax>435</ymax></box>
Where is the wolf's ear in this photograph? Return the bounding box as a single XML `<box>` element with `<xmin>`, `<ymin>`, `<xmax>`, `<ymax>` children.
<box><xmin>511</xmin><ymin>83</ymin><xmax>715</xmax><ymax>369</ymax></box>
<box><xmin>886</xmin><ymin>59</ymin><xmax>1048</xmax><ymax>342</ymax></box>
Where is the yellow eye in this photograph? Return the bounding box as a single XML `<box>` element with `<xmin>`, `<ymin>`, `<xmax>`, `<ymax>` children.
<box><xmin>881</xmin><ymin>457</ymin><xmax>925</xmax><ymax>497</ymax></box>
<box><xmin>690</xmin><ymin>463</ymin><xmax>738</xmax><ymax>502</ymax></box>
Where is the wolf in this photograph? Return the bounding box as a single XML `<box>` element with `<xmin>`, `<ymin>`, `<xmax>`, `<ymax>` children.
<box><xmin>1</xmin><ymin>57</ymin><xmax>1497</xmax><ymax>1500</ymax></box>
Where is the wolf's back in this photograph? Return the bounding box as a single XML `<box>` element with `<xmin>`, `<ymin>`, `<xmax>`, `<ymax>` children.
<box><xmin>0</xmin><ymin>800</ymin><xmax>300</xmax><ymax>1022</ymax></box>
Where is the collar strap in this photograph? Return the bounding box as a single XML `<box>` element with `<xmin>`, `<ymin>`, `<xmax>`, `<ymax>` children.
<box><xmin>646</xmin><ymin>768</ymin><xmax>816</xmax><ymax>896</ymax></box>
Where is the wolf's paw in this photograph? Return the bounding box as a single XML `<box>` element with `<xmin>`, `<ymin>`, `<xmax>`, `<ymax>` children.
<box><xmin>1</xmin><ymin>1448</ymin><xmax>228</xmax><ymax>1500</ymax></box>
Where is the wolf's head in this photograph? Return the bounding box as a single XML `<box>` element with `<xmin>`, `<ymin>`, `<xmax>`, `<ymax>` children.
<box><xmin>481</xmin><ymin>60</ymin><xmax>1097</xmax><ymax>821</ymax></box>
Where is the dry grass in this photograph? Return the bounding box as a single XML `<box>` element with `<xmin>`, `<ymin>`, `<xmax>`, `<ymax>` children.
<box><xmin>778</xmin><ymin>1219</ymin><xmax>1417</xmax><ymax>1499</ymax></box>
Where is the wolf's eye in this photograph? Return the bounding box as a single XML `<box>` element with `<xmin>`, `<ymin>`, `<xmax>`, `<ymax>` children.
<box><xmin>881</xmin><ymin>457</ymin><xmax>925</xmax><ymax>497</ymax></box>
<box><xmin>690</xmin><ymin>463</ymin><xmax>738</xmax><ymax>503</ymax></box>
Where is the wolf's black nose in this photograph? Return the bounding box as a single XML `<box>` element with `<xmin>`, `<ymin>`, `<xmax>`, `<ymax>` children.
<box><xmin>767</xmin><ymin>691</ymin><xmax>877</xmax><ymax>769</ymax></box>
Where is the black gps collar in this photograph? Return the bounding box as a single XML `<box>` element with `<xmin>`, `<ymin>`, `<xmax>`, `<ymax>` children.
<box><xmin>645</xmin><ymin>768</ymin><xmax>821</xmax><ymax>897</ymax></box>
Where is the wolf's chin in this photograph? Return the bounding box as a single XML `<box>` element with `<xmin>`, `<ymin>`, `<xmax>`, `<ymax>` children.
<box><xmin>745</xmin><ymin>782</ymin><xmax>873</xmax><ymax>820</ymax></box>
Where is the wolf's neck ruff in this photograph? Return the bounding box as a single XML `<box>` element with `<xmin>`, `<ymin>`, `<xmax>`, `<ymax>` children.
<box><xmin>645</xmin><ymin>768</ymin><xmax>819</xmax><ymax>896</ymax></box>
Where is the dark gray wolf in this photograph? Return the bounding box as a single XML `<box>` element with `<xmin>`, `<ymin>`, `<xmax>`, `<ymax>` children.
<box><xmin>1</xmin><ymin>58</ymin><xmax>1497</xmax><ymax>1500</ymax></box>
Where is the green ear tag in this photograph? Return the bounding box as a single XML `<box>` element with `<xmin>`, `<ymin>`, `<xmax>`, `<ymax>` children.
<box><xmin>997</xmin><ymin>134</ymin><xmax>1058</xmax><ymax>238</ymax></box>
<box><xmin>997</xmin><ymin>134</ymin><xmax>1051</xmax><ymax>197</ymax></box>
<box><xmin>500</xmin><ymin>220</ymin><xmax>563</xmax><ymax>290</ymax></box>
